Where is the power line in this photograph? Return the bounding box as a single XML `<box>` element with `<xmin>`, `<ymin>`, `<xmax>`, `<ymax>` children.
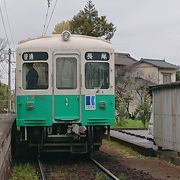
<box><xmin>0</xmin><ymin>67</ymin><xmax>8</xmax><ymax>77</ymax></box>
<box><xmin>0</xmin><ymin>47</ymin><xmax>7</xmax><ymax>62</ymax></box>
<box><xmin>0</xmin><ymin>0</ymin><xmax>3</xmax><ymax>7</ymax></box>
<box><xmin>0</xmin><ymin>63</ymin><xmax>8</xmax><ymax>79</ymax></box>
<box><xmin>1</xmin><ymin>61</ymin><xmax>8</xmax><ymax>74</ymax></box>
<box><xmin>3</xmin><ymin>0</ymin><xmax>15</xmax><ymax>48</ymax></box>
<box><xmin>0</xmin><ymin>49</ymin><xmax>8</xmax><ymax>76</ymax></box>
<box><xmin>42</xmin><ymin>4</ymin><xmax>50</xmax><ymax>36</ymax></box>
<box><xmin>0</xmin><ymin>6</ymin><xmax>10</xmax><ymax>47</ymax></box>
<box><xmin>44</xmin><ymin>0</ymin><xmax>58</xmax><ymax>35</ymax></box>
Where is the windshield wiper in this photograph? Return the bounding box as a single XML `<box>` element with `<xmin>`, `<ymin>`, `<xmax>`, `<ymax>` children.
<box><xmin>95</xmin><ymin>80</ymin><xmax>103</xmax><ymax>93</ymax></box>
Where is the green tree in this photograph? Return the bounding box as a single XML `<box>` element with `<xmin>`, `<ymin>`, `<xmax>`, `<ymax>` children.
<box><xmin>0</xmin><ymin>83</ymin><xmax>8</xmax><ymax>113</ymax></box>
<box><xmin>53</xmin><ymin>0</ymin><xmax>116</xmax><ymax>40</ymax></box>
<box><xmin>136</xmin><ymin>90</ymin><xmax>151</xmax><ymax>127</ymax></box>
<box><xmin>115</xmin><ymin>93</ymin><xmax>128</xmax><ymax>123</ymax></box>
<box><xmin>52</xmin><ymin>21</ymin><xmax>71</xmax><ymax>34</ymax></box>
<box><xmin>0</xmin><ymin>37</ymin><xmax>8</xmax><ymax>112</ymax></box>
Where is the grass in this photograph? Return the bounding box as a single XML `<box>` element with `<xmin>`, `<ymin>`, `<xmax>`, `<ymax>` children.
<box><xmin>118</xmin><ymin>173</ymin><xmax>127</xmax><ymax>180</ymax></box>
<box><xmin>113</xmin><ymin>119</ymin><xmax>147</xmax><ymax>129</ymax></box>
<box><xmin>102</xmin><ymin>139</ymin><xmax>151</xmax><ymax>159</ymax></box>
<box><xmin>10</xmin><ymin>163</ymin><xmax>38</xmax><ymax>180</ymax></box>
<box><xmin>96</xmin><ymin>171</ymin><xmax>127</xmax><ymax>180</ymax></box>
<box><xmin>50</xmin><ymin>171</ymin><xmax>79</xmax><ymax>179</ymax></box>
<box><xmin>96</xmin><ymin>172</ymin><xmax>108</xmax><ymax>180</ymax></box>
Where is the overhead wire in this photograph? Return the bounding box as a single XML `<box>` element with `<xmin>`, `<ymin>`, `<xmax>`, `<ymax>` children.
<box><xmin>0</xmin><ymin>0</ymin><xmax>2</xmax><ymax>7</ymax></box>
<box><xmin>3</xmin><ymin>0</ymin><xmax>15</xmax><ymax>48</ymax></box>
<box><xmin>0</xmin><ymin>61</ymin><xmax>8</xmax><ymax>75</ymax></box>
<box><xmin>2</xmin><ymin>60</ymin><xmax>8</xmax><ymax>74</ymax></box>
<box><xmin>0</xmin><ymin>5</ymin><xmax>8</xmax><ymax>79</ymax></box>
<box><xmin>42</xmin><ymin>5</ymin><xmax>50</xmax><ymax>36</ymax></box>
<box><xmin>0</xmin><ymin>5</ymin><xmax>10</xmax><ymax>47</ymax></box>
<box><xmin>0</xmin><ymin>0</ymin><xmax>14</xmax><ymax>87</ymax></box>
<box><xmin>44</xmin><ymin>0</ymin><xmax>58</xmax><ymax>35</ymax></box>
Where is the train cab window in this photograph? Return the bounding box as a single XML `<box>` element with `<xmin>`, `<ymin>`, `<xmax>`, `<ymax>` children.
<box><xmin>85</xmin><ymin>62</ymin><xmax>109</xmax><ymax>89</ymax></box>
<box><xmin>22</xmin><ymin>63</ymin><xmax>48</xmax><ymax>90</ymax></box>
<box><xmin>56</xmin><ymin>57</ymin><xmax>77</xmax><ymax>89</ymax></box>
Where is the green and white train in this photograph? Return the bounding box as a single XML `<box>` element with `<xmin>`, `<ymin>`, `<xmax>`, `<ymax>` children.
<box><xmin>15</xmin><ymin>31</ymin><xmax>115</xmax><ymax>153</ymax></box>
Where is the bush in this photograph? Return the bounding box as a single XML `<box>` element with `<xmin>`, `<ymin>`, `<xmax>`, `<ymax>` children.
<box><xmin>136</xmin><ymin>92</ymin><xmax>151</xmax><ymax>127</ymax></box>
<box><xmin>115</xmin><ymin>95</ymin><xmax>128</xmax><ymax>123</ymax></box>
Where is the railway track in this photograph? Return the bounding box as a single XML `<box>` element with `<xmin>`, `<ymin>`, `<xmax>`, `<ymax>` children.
<box><xmin>37</xmin><ymin>130</ymin><xmax>152</xmax><ymax>180</ymax></box>
<box><xmin>90</xmin><ymin>158</ymin><xmax>119</xmax><ymax>180</ymax></box>
<box><xmin>37</xmin><ymin>156</ymin><xmax>119</xmax><ymax>180</ymax></box>
<box><xmin>36</xmin><ymin>130</ymin><xmax>156</xmax><ymax>180</ymax></box>
<box><xmin>38</xmin><ymin>158</ymin><xmax>46</xmax><ymax>180</ymax></box>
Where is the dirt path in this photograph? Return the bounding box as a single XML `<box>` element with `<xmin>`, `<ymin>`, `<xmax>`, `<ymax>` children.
<box><xmin>99</xmin><ymin>143</ymin><xmax>180</xmax><ymax>180</ymax></box>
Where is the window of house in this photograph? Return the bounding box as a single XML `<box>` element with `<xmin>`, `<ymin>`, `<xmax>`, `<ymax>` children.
<box><xmin>22</xmin><ymin>62</ymin><xmax>48</xmax><ymax>90</ymax></box>
<box><xmin>56</xmin><ymin>57</ymin><xmax>77</xmax><ymax>89</ymax></box>
<box><xmin>163</xmin><ymin>73</ymin><xmax>171</xmax><ymax>83</ymax></box>
<box><xmin>85</xmin><ymin>62</ymin><xmax>109</xmax><ymax>89</ymax></box>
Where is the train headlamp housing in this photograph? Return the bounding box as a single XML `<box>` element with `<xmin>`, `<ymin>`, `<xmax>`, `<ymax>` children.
<box><xmin>62</xmin><ymin>31</ymin><xmax>71</xmax><ymax>41</ymax></box>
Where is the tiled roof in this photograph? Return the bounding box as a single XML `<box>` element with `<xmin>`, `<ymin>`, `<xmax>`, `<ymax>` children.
<box><xmin>115</xmin><ymin>53</ymin><xmax>137</xmax><ymax>66</ymax></box>
<box><xmin>140</xmin><ymin>58</ymin><xmax>179</xmax><ymax>69</ymax></box>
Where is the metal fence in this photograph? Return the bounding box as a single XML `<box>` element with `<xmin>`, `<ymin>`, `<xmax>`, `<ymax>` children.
<box><xmin>151</xmin><ymin>82</ymin><xmax>180</xmax><ymax>152</ymax></box>
<box><xmin>0</xmin><ymin>100</ymin><xmax>15</xmax><ymax>113</ymax></box>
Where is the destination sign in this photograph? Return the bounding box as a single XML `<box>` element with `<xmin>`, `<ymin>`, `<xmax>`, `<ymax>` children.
<box><xmin>85</xmin><ymin>52</ymin><xmax>110</xmax><ymax>61</ymax></box>
<box><xmin>22</xmin><ymin>52</ymin><xmax>48</xmax><ymax>61</ymax></box>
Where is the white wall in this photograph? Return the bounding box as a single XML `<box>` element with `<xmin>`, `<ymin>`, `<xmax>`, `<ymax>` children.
<box><xmin>133</xmin><ymin>63</ymin><xmax>159</xmax><ymax>84</ymax></box>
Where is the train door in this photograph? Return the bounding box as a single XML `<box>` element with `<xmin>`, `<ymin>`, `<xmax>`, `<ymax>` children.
<box><xmin>53</xmin><ymin>54</ymin><xmax>80</xmax><ymax>122</ymax></box>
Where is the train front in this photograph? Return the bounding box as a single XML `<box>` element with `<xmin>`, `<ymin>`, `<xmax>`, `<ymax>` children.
<box><xmin>15</xmin><ymin>32</ymin><xmax>115</xmax><ymax>154</ymax></box>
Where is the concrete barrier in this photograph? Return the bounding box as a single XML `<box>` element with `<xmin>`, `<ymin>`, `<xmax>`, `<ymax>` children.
<box><xmin>0</xmin><ymin>114</ymin><xmax>15</xmax><ymax>180</ymax></box>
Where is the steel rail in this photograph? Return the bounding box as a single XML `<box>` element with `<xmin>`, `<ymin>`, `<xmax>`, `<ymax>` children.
<box><xmin>90</xmin><ymin>158</ymin><xmax>119</xmax><ymax>180</ymax></box>
<box><xmin>38</xmin><ymin>159</ymin><xmax>46</xmax><ymax>180</ymax></box>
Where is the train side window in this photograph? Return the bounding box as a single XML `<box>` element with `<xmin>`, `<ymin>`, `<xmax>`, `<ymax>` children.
<box><xmin>56</xmin><ymin>57</ymin><xmax>77</xmax><ymax>89</ymax></box>
<box><xmin>85</xmin><ymin>62</ymin><xmax>109</xmax><ymax>89</ymax></box>
<box><xmin>22</xmin><ymin>62</ymin><xmax>48</xmax><ymax>90</ymax></box>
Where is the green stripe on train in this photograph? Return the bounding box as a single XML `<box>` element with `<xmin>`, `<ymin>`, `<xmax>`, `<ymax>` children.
<box><xmin>16</xmin><ymin>95</ymin><xmax>52</xmax><ymax>126</ymax></box>
<box><xmin>81</xmin><ymin>95</ymin><xmax>115</xmax><ymax>126</ymax></box>
<box><xmin>16</xmin><ymin>94</ymin><xmax>115</xmax><ymax>126</ymax></box>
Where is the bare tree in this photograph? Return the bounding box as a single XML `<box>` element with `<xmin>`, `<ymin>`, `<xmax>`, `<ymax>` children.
<box><xmin>115</xmin><ymin>66</ymin><xmax>156</xmax><ymax>123</ymax></box>
<box><xmin>133</xmin><ymin>69</ymin><xmax>156</xmax><ymax>102</ymax></box>
<box><xmin>115</xmin><ymin>71</ymin><xmax>135</xmax><ymax>119</ymax></box>
<box><xmin>0</xmin><ymin>38</ymin><xmax>7</xmax><ymax>62</ymax></box>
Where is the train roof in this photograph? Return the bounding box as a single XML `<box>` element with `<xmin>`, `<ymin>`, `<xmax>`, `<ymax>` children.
<box><xmin>17</xmin><ymin>34</ymin><xmax>113</xmax><ymax>51</ymax></box>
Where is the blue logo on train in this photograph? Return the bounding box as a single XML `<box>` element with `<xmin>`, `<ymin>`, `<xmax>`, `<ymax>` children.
<box><xmin>85</xmin><ymin>95</ymin><xmax>96</xmax><ymax>110</ymax></box>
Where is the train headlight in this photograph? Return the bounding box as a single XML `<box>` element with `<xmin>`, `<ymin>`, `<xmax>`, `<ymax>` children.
<box><xmin>27</xmin><ymin>102</ymin><xmax>34</xmax><ymax>109</ymax></box>
<box><xmin>62</xmin><ymin>31</ymin><xmax>71</xmax><ymax>41</ymax></box>
<box><xmin>99</xmin><ymin>101</ymin><xmax>106</xmax><ymax>109</ymax></box>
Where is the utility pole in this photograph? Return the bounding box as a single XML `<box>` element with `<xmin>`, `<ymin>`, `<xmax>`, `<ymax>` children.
<box><xmin>8</xmin><ymin>48</ymin><xmax>11</xmax><ymax>113</ymax></box>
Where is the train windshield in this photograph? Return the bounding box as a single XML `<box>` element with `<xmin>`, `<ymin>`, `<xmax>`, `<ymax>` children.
<box><xmin>56</xmin><ymin>57</ymin><xmax>77</xmax><ymax>89</ymax></box>
<box><xmin>22</xmin><ymin>62</ymin><xmax>48</xmax><ymax>90</ymax></box>
<box><xmin>85</xmin><ymin>62</ymin><xmax>109</xmax><ymax>89</ymax></box>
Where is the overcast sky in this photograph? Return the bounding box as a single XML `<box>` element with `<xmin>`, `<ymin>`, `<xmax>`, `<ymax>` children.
<box><xmin>0</xmin><ymin>0</ymin><xmax>180</xmax><ymax>83</ymax></box>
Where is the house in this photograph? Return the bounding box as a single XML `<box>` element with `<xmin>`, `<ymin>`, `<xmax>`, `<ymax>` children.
<box><xmin>115</xmin><ymin>53</ymin><xmax>137</xmax><ymax>78</ymax></box>
<box><xmin>131</xmin><ymin>58</ymin><xmax>178</xmax><ymax>114</ymax></box>
<box><xmin>115</xmin><ymin>54</ymin><xmax>179</xmax><ymax>115</ymax></box>
<box><xmin>133</xmin><ymin>58</ymin><xmax>178</xmax><ymax>84</ymax></box>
